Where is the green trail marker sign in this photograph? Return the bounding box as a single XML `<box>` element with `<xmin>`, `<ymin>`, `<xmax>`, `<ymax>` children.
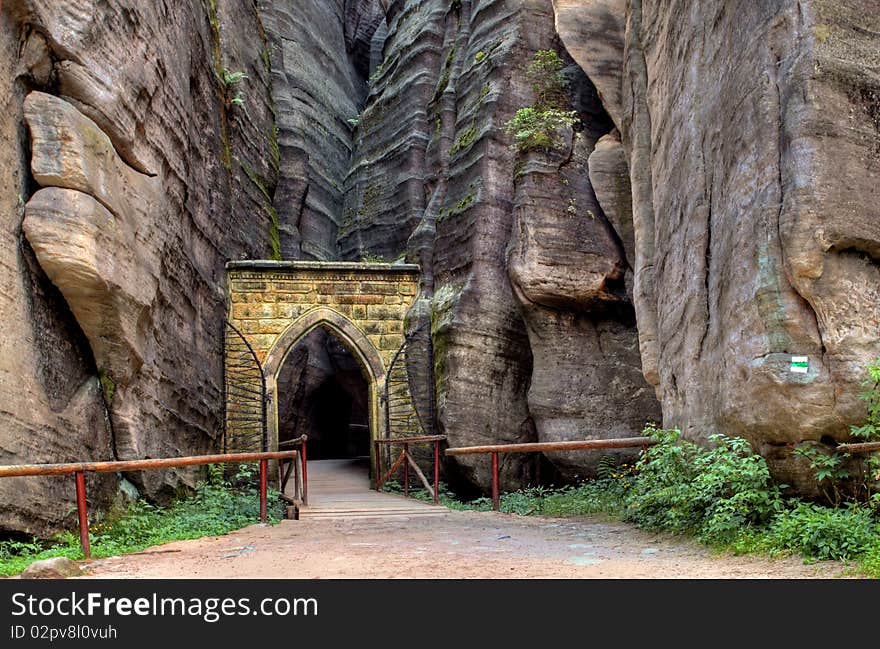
<box><xmin>790</xmin><ymin>356</ymin><xmax>809</xmax><ymax>374</ymax></box>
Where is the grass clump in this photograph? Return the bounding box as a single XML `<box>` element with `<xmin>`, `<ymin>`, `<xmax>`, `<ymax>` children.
<box><xmin>0</xmin><ymin>464</ymin><xmax>283</xmax><ymax>577</ymax></box>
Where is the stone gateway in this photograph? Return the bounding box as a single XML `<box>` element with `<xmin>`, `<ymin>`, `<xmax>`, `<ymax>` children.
<box><xmin>226</xmin><ymin>261</ymin><xmax>422</xmax><ymax>458</ymax></box>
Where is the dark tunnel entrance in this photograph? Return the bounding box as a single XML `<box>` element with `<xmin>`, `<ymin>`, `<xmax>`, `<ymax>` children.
<box><xmin>276</xmin><ymin>326</ymin><xmax>371</xmax><ymax>460</ymax></box>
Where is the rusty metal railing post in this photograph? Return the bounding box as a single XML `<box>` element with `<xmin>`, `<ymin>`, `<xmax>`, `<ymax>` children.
<box><xmin>301</xmin><ymin>439</ymin><xmax>308</xmax><ymax>506</ymax></box>
<box><xmin>75</xmin><ymin>471</ymin><xmax>90</xmax><ymax>559</ymax></box>
<box><xmin>259</xmin><ymin>459</ymin><xmax>268</xmax><ymax>523</ymax></box>
<box><xmin>403</xmin><ymin>443</ymin><xmax>409</xmax><ymax>497</ymax></box>
<box><xmin>491</xmin><ymin>452</ymin><xmax>500</xmax><ymax>511</ymax></box>
<box><xmin>374</xmin><ymin>440</ymin><xmax>381</xmax><ymax>491</ymax></box>
<box><xmin>433</xmin><ymin>439</ymin><xmax>440</xmax><ymax>505</ymax></box>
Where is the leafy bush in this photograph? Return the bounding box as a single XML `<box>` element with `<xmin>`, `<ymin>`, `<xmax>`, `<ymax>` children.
<box><xmin>504</xmin><ymin>107</ymin><xmax>579</xmax><ymax>152</ymax></box>
<box><xmin>384</xmin><ymin>478</ymin><xmax>628</xmax><ymax>518</ymax></box>
<box><xmin>525</xmin><ymin>49</ymin><xmax>569</xmax><ymax>109</ymax></box>
<box><xmin>504</xmin><ymin>49</ymin><xmax>579</xmax><ymax>152</ymax></box>
<box><xmin>625</xmin><ymin>426</ymin><xmax>783</xmax><ymax>544</ymax></box>
<box><xmin>219</xmin><ymin>67</ymin><xmax>248</xmax><ymax>107</ymax></box>
<box><xmin>767</xmin><ymin>503</ymin><xmax>876</xmax><ymax>561</ymax></box>
<box><xmin>792</xmin><ymin>359</ymin><xmax>880</xmax><ymax>507</ymax></box>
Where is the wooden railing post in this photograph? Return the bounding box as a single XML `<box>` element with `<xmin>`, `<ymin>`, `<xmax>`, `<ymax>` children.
<box><xmin>374</xmin><ymin>440</ymin><xmax>381</xmax><ymax>491</ymax></box>
<box><xmin>259</xmin><ymin>459</ymin><xmax>268</xmax><ymax>523</ymax></box>
<box><xmin>75</xmin><ymin>471</ymin><xmax>90</xmax><ymax>559</ymax></box>
<box><xmin>301</xmin><ymin>439</ymin><xmax>308</xmax><ymax>506</ymax></box>
<box><xmin>433</xmin><ymin>439</ymin><xmax>440</xmax><ymax>505</ymax></box>
<box><xmin>403</xmin><ymin>443</ymin><xmax>409</xmax><ymax>497</ymax></box>
<box><xmin>491</xmin><ymin>452</ymin><xmax>499</xmax><ymax>511</ymax></box>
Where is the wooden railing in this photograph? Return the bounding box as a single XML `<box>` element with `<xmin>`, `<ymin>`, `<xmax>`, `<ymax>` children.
<box><xmin>374</xmin><ymin>436</ymin><xmax>446</xmax><ymax>504</ymax></box>
<box><xmin>445</xmin><ymin>437</ymin><xmax>655</xmax><ymax>511</ymax></box>
<box><xmin>278</xmin><ymin>435</ymin><xmax>309</xmax><ymax>507</ymax></box>
<box><xmin>0</xmin><ymin>450</ymin><xmax>301</xmax><ymax>559</ymax></box>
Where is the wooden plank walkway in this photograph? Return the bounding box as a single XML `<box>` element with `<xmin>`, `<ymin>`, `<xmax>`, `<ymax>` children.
<box><xmin>290</xmin><ymin>458</ymin><xmax>449</xmax><ymax>520</ymax></box>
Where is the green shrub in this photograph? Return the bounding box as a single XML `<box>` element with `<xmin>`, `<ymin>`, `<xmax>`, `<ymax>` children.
<box><xmin>792</xmin><ymin>359</ymin><xmax>880</xmax><ymax>508</ymax></box>
<box><xmin>625</xmin><ymin>426</ymin><xmax>783</xmax><ymax>544</ymax></box>
<box><xmin>504</xmin><ymin>50</ymin><xmax>579</xmax><ymax>153</ymax></box>
<box><xmin>767</xmin><ymin>502</ymin><xmax>876</xmax><ymax>561</ymax></box>
<box><xmin>525</xmin><ymin>49</ymin><xmax>569</xmax><ymax>109</ymax></box>
<box><xmin>504</xmin><ymin>107</ymin><xmax>578</xmax><ymax>152</ymax></box>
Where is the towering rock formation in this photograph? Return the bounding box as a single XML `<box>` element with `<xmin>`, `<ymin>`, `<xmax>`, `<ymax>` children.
<box><xmin>1</xmin><ymin>0</ymin><xmax>876</xmax><ymax>534</ymax></box>
<box><xmin>340</xmin><ymin>0</ymin><xmax>659</xmax><ymax>489</ymax></box>
<box><xmin>1</xmin><ymin>0</ymin><xmax>280</xmax><ymax>534</ymax></box>
<box><xmin>555</xmin><ymin>0</ymin><xmax>880</xmax><ymax>489</ymax></box>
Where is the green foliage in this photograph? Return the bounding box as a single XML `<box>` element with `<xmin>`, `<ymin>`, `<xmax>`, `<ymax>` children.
<box><xmin>0</xmin><ymin>464</ymin><xmax>283</xmax><ymax>577</ymax></box>
<box><xmin>383</xmin><ymin>479</ymin><xmax>629</xmax><ymax>519</ymax></box>
<box><xmin>853</xmin><ymin>360</ymin><xmax>880</xmax><ymax>440</ymax></box>
<box><xmin>369</xmin><ymin>60</ymin><xmax>387</xmax><ymax>85</ymax></box>
<box><xmin>219</xmin><ymin>67</ymin><xmax>248</xmax><ymax>108</ymax></box>
<box><xmin>792</xmin><ymin>359</ymin><xmax>880</xmax><ymax>507</ymax></box>
<box><xmin>381</xmin><ymin>421</ymin><xmax>880</xmax><ymax>575</ymax></box>
<box><xmin>624</xmin><ymin>426</ymin><xmax>783</xmax><ymax>544</ymax></box>
<box><xmin>766</xmin><ymin>503</ymin><xmax>876</xmax><ymax>561</ymax></box>
<box><xmin>851</xmin><ymin>360</ymin><xmax>880</xmax><ymax>490</ymax></box>
<box><xmin>504</xmin><ymin>107</ymin><xmax>579</xmax><ymax>152</ymax></box>
<box><xmin>792</xmin><ymin>445</ymin><xmax>850</xmax><ymax>507</ymax></box>
<box><xmin>360</xmin><ymin>252</ymin><xmax>387</xmax><ymax>263</ymax></box>
<box><xmin>437</xmin><ymin>191</ymin><xmax>476</xmax><ymax>222</ymax></box>
<box><xmin>504</xmin><ymin>50</ymin><xmax>578</xmax><ymax>153</ymax></box>
<box><xmin>98</xmin><ymin>370</ymin><xmax>116</xmax><ymax>406</ymax></box>
<box><xmin>449</xmin><ymin>122</ymin><xmax>478</xmax><ymax>155</ymax></box>
<box><xmin>525</xmin><ymin>49</ymin><xmax>569</xmax><ymax>109</ymax></box>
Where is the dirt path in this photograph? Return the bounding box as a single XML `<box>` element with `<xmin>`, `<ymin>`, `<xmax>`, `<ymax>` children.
<box><xmin>81</xmin><ymin>460</ymin><xmax>854</xmax><ymax>579</ymax></box>
<box><xmin>83</xmin><ymin>510</ymin><xmax>854</xmax><ymax>579</ymax></box>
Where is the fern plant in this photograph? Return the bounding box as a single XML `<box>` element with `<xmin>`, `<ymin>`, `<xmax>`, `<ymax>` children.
<box><xmin>219</xmin><ymin>67</ymin><xmax>248</xmax><ymax>108</ymax></box>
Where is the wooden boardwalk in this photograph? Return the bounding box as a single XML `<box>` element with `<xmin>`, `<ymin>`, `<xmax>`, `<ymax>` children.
<box><xmin>291</xmin><ymin>458</ymin><xmax>449</xmax><ymax>520</ymax></box>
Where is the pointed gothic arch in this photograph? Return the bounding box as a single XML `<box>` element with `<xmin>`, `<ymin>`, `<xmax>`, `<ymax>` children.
<box><xmin>263</xmin><ymin>308</ymin><xmax>387</xmax><ymax>455</ymax></box>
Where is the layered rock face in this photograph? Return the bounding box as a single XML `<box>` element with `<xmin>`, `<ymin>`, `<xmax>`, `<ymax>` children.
<box><xmin>2</xmin><ymin>0</ymin><xmax>876</xmax><ymax>537</ymax></box>
<box><xmin>341</xmin><ymin>0</ymin><xmax>659</xmax><ymax>490</ymax></box>
<box><xmin>260</xmin><ymin>0</ymin><xmax>372</xmax><ymax>260</ymax></box>
<box><xmin>0</xmin><ymin>10</ymin><xmax>115</xmax><ymax>536</ymax></box>
<box><xmin>1</xmin><ymin>0</ymin><xmax>279</xmax><ymax>533</ymax></box>
<box><xmin>557</xmin><ymin>0</ymin><xmax>880</xmax><ymax>488</ymax></box>
<box><xmin>508</xmin><ymin>90</ymin><xmax>659</xmax><ymax>477</ymax></box>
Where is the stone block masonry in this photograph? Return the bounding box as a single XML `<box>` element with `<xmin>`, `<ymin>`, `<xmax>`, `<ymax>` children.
<box><xmin>227</xmin><ymin>261</ymin><xmax>421</xmax><ymax>369</ymax></box>
<box><xmin>226</xmin><ymin>261</ymin><xmax>422</xmax><ymax>453</ymax></box>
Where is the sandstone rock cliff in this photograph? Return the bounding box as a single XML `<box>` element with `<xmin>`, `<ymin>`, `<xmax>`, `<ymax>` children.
<box><xmin>1</xmin><ymin>0</ymin><xmax>280</xmax><ymax>534</ymax></box>
<box><xmin>1</xmin><ymin>0</ymin><xmax>877</xmax><ymax>535</ymax></box>
<box><xmin>556</xmin><ymin>0</ymin><xmax>880</xmax><ymax>489</ymax></box>
<box><xmin>340</xmin><ymin>0</ymin><xmax>659</xmax><ymax>489</ymax></box>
